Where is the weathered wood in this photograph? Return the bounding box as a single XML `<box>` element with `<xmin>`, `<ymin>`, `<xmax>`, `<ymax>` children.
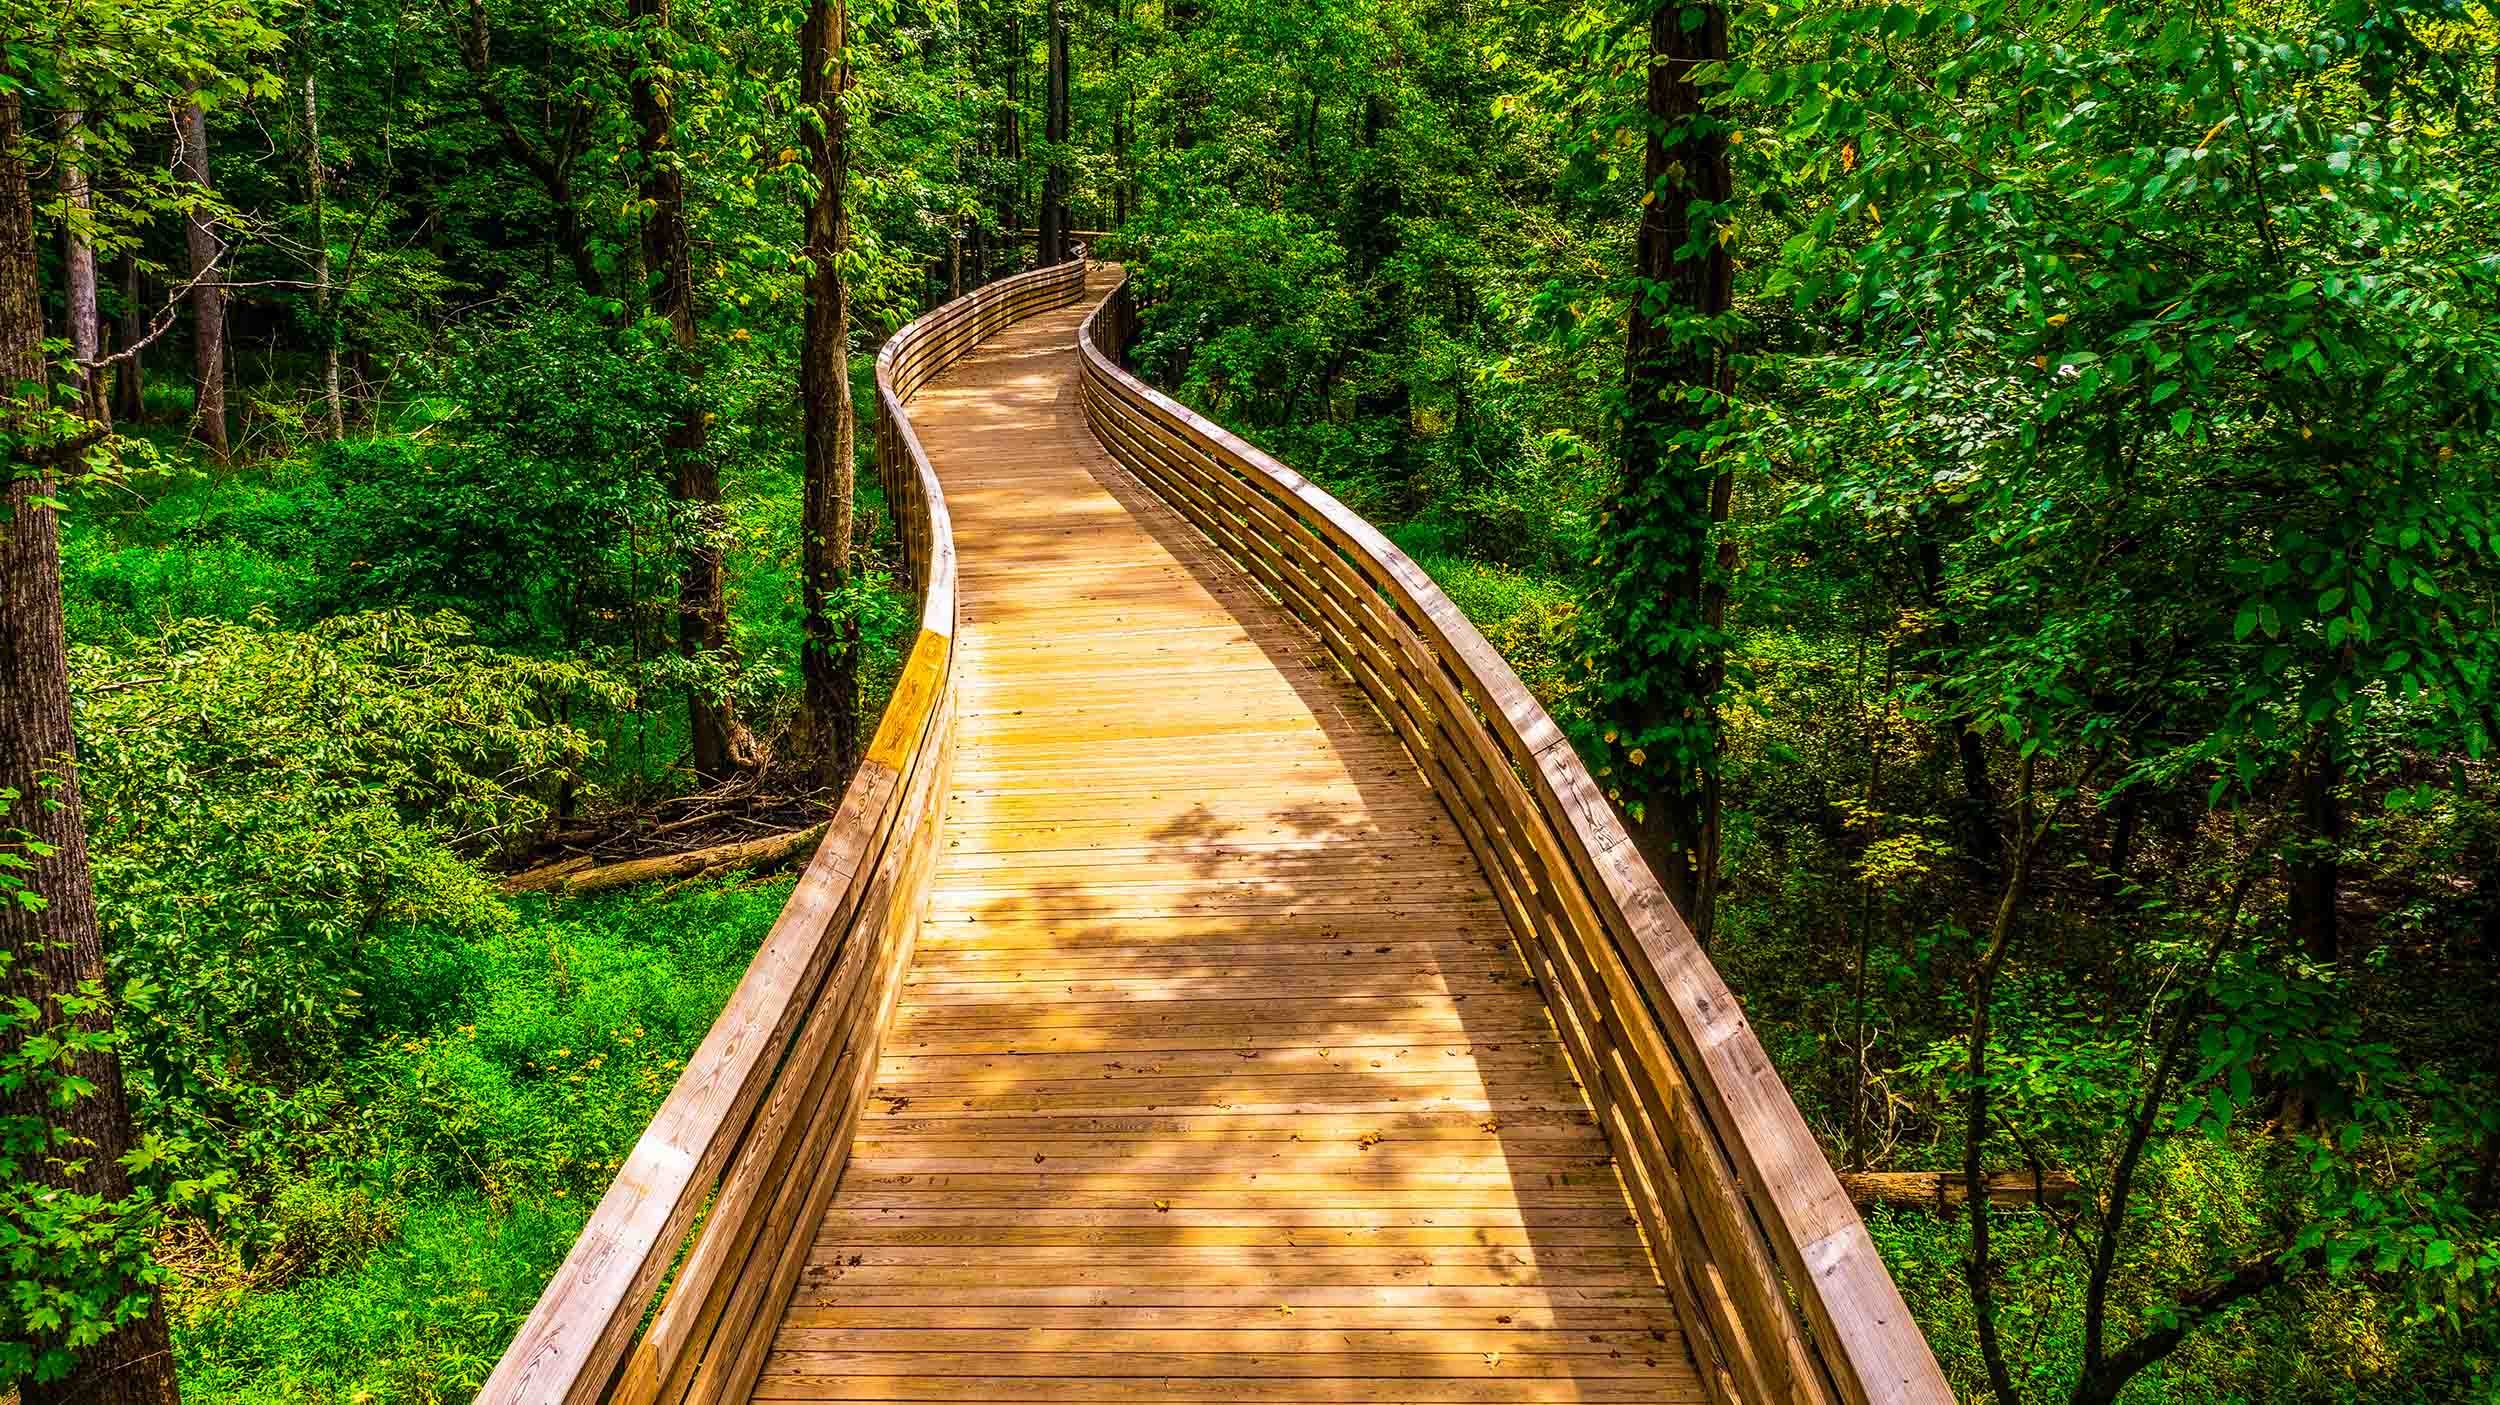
<box><xmin>1075</xmin><ymin>273</ymin><xmax>1951</xmax><ymax>1405</ymax></box>
<box><xmin>740</xmin><ymin>276</ymin><xmax>1708</xmax><ymax>1405</ymax></box>
<box><xmin>1842</xmin><ymin>1170</ymin><xmax>2081</xmax><ymax>1212</ymax></box>
<box><xmin>504</xmin><ymin>824</ymin><xmax>829</xmax><ymax>895</ymax></box>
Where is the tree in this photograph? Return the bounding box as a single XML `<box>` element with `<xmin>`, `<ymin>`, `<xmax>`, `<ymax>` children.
<box><xmin>299</xmin><ymin>25</ymin><xmax>343</xmax><ymax>439</ymax></box>
<box><xmin>444</xmin><ymin>0</ymin><xmax>612</xmax><ymax>297</ymax></box>
<box><xmin>174</xmin><ymin>91</ymin><xmax>228</xmax><ymax>461</ymax></box>
<box><xmin>58</xmin><ymin>99</ymin><xmax>105</xmax><ymax>427</ymax></box>
<box><xmin>629</xmin><ymin>0</ymin><xmax>748</xmax><ymax>779</ymax></box>
<box><xmin>1755</xmin><ymin>2</ymin><xmax>2500</xmax><ymax>1397</ymax></box>
<box><xmin>1038</xmin><ymin>0</ymin><xmax>1071</xmax><ymax>263</ymax></box>
<box><xmin>794</xmin><ymin>0</ymin><xmax>863</xmax><ymax>782</ymax></box>
<box><xmin>0</xmin><ymin>84</ymin><xmax>182</xmax><ymax>1405</ymax></box>
<box><xmin>1586</xmin><ymin>0</ymin><xmax>1733</xmax><ymax>936</ymax></box>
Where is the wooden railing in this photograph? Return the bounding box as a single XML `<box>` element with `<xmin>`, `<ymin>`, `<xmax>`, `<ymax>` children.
<box><xmin>1077</xmin><ymin>274</ymin><xmax>1952</xmax><ymax>1405</ymax></box>
<box><xmin>478</xmin><ymin>255</ymin><xmax>1089</xmax><ymax>1405</ymax></box>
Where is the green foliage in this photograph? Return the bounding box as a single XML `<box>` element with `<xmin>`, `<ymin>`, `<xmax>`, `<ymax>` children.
<box><xmin>69</xmin><ymin>611</ymin><xmax>625</xmax><ymax>1220</ymax></box>
<box><xmin>0</xmin><ymin>957</ymin><xmax>222</xmax><ymax>1389</ymax></box>
<box><xmin>165</xmin><ymin>880</ymin><xmax>781</xmax><ymax>1401</ymax></box>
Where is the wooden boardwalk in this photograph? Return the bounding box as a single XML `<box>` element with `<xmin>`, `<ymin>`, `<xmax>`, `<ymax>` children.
<box><xmin>752</xmin><ymin>284</ymin><xmax>1705</xmax><ymax>1400</ymax></box>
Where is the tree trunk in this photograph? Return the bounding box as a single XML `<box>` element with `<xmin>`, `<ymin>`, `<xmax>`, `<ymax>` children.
<box><xmin>1170</xmin><ymin>0</ymin><xmax>1203</xmax><ymax>150</ymax></box>
<box><xmin>1</xmin><ymin>89</ymin><xmax>184</xmax><ymax>1405</ymax></box>
<box><xmin>1038</xmin><ymin>0</ymin><xmax>1072</xmax><ymax>264</ymax></box>
<box><xmin>998</xmin><ymin>13</ymin><xmax>1023</xmax><ymax>243</ymax></box>
<box><xmin>796</xmin><ymin>0</ymin><xmax>863</xmax><ymax>786</ymax></box>
<box><xmin>61</xmin><ymin>104</ymin><xmax>106</xmax><ymax>426</ymax></box>
<box><xmin>2289</xmin><ymin>742</ymin><xmax>2341</xmax><ymax>964</ymax></box>
<box><xmin>451</xmin><ymin>0</ymin><xmax>607</xmax><ymax>297</ymax></box>
<box><xmin>301</xmin><ymin>62</ymin><xmax>343</xmax><ymax>439</ymax></box>
<box><xmin>631</xmin><ymin>0</ymin><xmax>742</xmax><ymax>780</ymax></box>
<box><xmin>1964</xmin><ymin>755</ymin><xmax>2045</xmax><ymax>1405</ymax></box>
<box><xmin>111</xmin><ymin>254</ymin><xmax>145</xmax><ymax>422</ymax></box>
<box><xmin>175</xmin><ymin>94</ymin><xmax>228</xmax><ymax>461</ymax></box>
<box><xmin>1595</xmin><ymin>0</ymin><xmax>1731</xmax><ymax>930</ymax></box>
<box><xmin>1109</xmin><ymin>0</ymin><xmax>1130</xmax><ymax>228</ymax></box>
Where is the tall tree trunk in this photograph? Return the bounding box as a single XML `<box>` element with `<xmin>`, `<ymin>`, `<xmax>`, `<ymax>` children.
<box><xmin>111</xmin><ymin>253</ymin><xmax>145</xmax><ymax>422</ymax></box>
<box><xmin>61</xmin><ymin>104</ymin><xmax>106</xmax><ymax>426</ymax></box>
<box><xmin>1170</xmin><ymin>0</ymin><xmax>1203</xmax><ymax>150</ymax></box>
<box><xmin>175</xmin><ymin>94</ymin><xmax>228</xmax><ymax>461</ymax></box>
<box><xmin>1038</xmin><ymin>0</ymin><xmax>1071</xmax><ymax>264</ymax></box>
<box><xmin>631</xmin><ymin>0</ymin><xmax>741</xmax><ymax>779</ymax></box>
<box><xmin>1594</xmin><ymin>0</ymin><xmax>1731</xmax><ymax>932</ymax></box>
<box><xmin>301</xmin><ymin>60</ymin><xmax>343</xmax><ymax>439</ymax></box>
<box><xmin>2289</xmin><ymin>742</ymin><xmax>2341</xmax><ymax>964</ymax></box>
<box><xmin>796</xmin><ymin>0</ymin><xmax>862</xmax><ymax>784</ymax></box>
<box><xmin>1963</xmin><ymin>755</ymin><xmax>2045</xmax><ymax>1405</ymax></box>
<box><xmin>998</xmin><ymin>11</ymin><xmax>1024</xmax><ymax>243</ymax></box>
<box><xmin>1109</xmin><ymin>0</ymin><xmax>1129</xmax><ymax>228</ymax></box>
<box><xmin>1</xmin><ymin>89</ymin><xmax>183</xmax><ymax>1405</ymax></box>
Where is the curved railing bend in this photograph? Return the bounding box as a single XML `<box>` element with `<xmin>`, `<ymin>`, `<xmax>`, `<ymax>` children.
<box><xmin>479</xmin><ymin>255</ymin><xmax>1089</xmax><ymax>1405</ymax></box>
<box><xmin>1077</xmin><ymin>274</ymin><xmax>1952</xmax><ymax>1405</ymax></box>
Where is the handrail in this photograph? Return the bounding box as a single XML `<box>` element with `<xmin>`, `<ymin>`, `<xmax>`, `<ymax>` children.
<box><xmin>1076</xmin><ymin>274</ymin><xmax>1951</xmax><ymax>1405</ymax></box>
<box><xmin>478</xmin><ymin>254</ymin><xmax>1089</xmax><ymax>1405</ymax></box>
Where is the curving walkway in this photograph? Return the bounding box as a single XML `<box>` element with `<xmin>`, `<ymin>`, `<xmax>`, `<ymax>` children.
<box><xmin>748</xmin><ymin>281</ymin><xmax>1703</xmax><ymax>1402</ymax></box>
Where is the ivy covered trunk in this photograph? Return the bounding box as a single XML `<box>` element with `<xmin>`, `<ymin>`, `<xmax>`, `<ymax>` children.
<box><xmin>1592</xmin><ymin>0</ymin><xmax>1731</xmax><ymax>934</ymax></box>
<box><xmin>796</xmin><ymin>0</ymin><xmax>862</xmax><ymax>784</ymax></box>
<box><xmin>0</xmin><ymin>90</ymin><xmax>182</xmax><ymax>1405</ymax></box>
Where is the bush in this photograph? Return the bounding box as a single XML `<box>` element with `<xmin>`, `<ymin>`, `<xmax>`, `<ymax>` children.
<box><xmin>71</xmin><ymin>611</ymin><xmax>626</xmax><ymax>1217</ymax></box>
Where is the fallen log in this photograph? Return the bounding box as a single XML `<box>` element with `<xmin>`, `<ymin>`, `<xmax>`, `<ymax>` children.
<box><xmin>504</xmin><ymin>823</ymin><xmax>829</xmax><ymax>896</ymax></box>
<box><xmin>1840</xmin><ymin>1170</ymin><xmax>2081</xmax><ymax>1212</ymax></box>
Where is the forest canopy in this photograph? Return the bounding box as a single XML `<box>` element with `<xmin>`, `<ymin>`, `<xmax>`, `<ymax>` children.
<box><xmin>3</xmin><ymin>0</ymin><xmax>2498</xmax><ymax>1400</ymax></box>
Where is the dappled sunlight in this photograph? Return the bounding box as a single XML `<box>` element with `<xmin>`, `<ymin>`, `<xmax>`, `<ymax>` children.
<box><xmin>754</xmin><ymin>282</ymin><xmax>1699</xmax><ymax>1404</ymax></box>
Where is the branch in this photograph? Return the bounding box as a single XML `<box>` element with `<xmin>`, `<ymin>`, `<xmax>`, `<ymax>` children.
<box><xmin>2078</xmin><ymin>1251</ymin><xmax>2294</xmax><ymax>1404</ymax></box>
<box><xmin>77</xmin><ymin>246</ymin><xmax>230</xmax><ymax>373</ymax></box>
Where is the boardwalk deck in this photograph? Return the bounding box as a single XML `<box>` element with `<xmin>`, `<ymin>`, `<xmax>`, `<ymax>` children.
<box><xmin>751</xmin><ymin>283</ymin><xmax>1705</xmax><ymax>1401</ymax></box>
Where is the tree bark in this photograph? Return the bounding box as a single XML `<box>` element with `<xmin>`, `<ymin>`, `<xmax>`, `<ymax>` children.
<box><xmin>796</xmin><ymin>0</ymin><xmax>863</xmax><ymax>785</ymax></box>
<box><xmin>2288</xmin><ymin>742</ymin><xmax>2341</xmax><ymax>964</ymax></box>
<box><xmin>504</xmin><ymin>822</ymin><xmax>829</xmax><ymax>895</ymax></box>
<box><xmin>61</xmin><ymin>104</ymin><xmax>106</xmax><ymax>427</ymax></box>
<box><xmin>1841</xmin><ymin>1169</ymin><xmax>2080</xmax><ymax>1213</ymax></box>
<box><xmin>301</xmin><ymin>61</ymin><xmax>344</xmax><ymax>439</ymax></box>
<box><xmin>1964</xmin><ymin>753</ymin><xmax>2045</xmax><ymax>1405</ymax></box>
<box><xmin>1599</xmin><ymin>0</ymin><xmax>1731</xmax><ymax>930</ymax></box>
<box><xmin>998</xmin><ymin>11</ymin><xmax>1023</xmax><ymax>242</ymax></box>
<box><xmin>630</xmin><ymin>0</ymin><xmax>743</xmax><ymax>781</ymax></box>
<box><xmin>1</xmin><ymin>89</ymin><xmax>184</xmax><ymax>1405</ymax></box>
<box><xmin>111</xmin><ymin>254</ymin><xmax>145</xmax><ymax>422</ymax></box>
<box><xmin>175</xmin><ymin>94</ymin><xmax>228</xmax><ymax>461</ymax></box>
<box><xmin>1038</xmin><ymin>0</ymin><xmax>1072</xmax><ymax>264</ymax></box>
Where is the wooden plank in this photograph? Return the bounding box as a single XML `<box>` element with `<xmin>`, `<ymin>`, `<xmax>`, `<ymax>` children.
<box><xmin>737</xmin><ymin>273</ymin><xmax>1703</xmax><ymax>1405</ymax></box>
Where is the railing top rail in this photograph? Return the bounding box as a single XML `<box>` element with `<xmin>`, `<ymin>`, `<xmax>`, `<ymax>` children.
<box><xmin>1074</xmin><ymin>271</ymin><xmax>1950</xmax><ymax>1405</ymax></box>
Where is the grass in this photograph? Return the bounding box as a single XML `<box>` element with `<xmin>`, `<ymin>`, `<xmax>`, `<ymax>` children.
<box><xmin>171</xmin><ymin>878</ymin><xmax>791</xmax><ymax>1403</ymax></box>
